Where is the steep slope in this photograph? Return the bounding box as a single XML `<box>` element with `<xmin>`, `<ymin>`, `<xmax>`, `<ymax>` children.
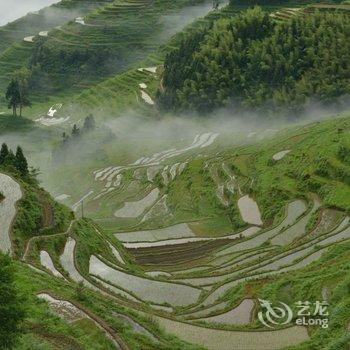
<box><xmin>0</xmin><ymin>162</ymin><xmax>203</xmax><ymax>349</ymax></box>
<box><xmin>159</xmin><ymin>6</ymin><xmax>350</xmax><ymax>114</ymax></box>
<box><xmin>0</xmin><ymin>0</ymin><xmax>114</xmax><ymax>54</ymax></box>
<box><xmin>5</xmin><ymin>113</ymin><xmax>350</xmax><ymax>350</ymax></box>
<box><xmin>0</xmin><ymin>0</ymin><xmax>215</xmax><ymax>113</ymax></box>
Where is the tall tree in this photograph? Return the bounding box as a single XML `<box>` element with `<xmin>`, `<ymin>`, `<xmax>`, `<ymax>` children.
<box><xmin>72</xmin><ymin>124</ymin><xmax>80</xmax><ymax>138</ymax></box>
<box><xmin>83</xmin><ymin>114</ymin><xmax>96</xmax><ymax>131</ymax></box>
<box><xmin>5</xmin><ymin>80</ymin><xmax>21</xmax><ymax>117</ymax></box>
<box><xmin>0</xmin><ymin>143</ymin><xmax>9</xmax><ymax>166</ymax></box>
<box><xmin>13</xmin><ymin>68</ymin><xmax>32</xmax><ymax>117</ymax></box>
<box><xmin>15</xmin><ymin>146</ymin><xmax>28</xmax><ymax>176</ymax></box>
<box><xmin>0</xmin><ymin>254</ymin><xmax>25</xmax><ymax>349</ymax></box>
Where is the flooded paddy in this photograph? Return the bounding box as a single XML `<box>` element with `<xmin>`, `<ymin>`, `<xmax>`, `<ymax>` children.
<box><xmin>115</xmin><ymin>223</ymin><xmax>195</xmax><ymax>242</ymax></box>
<box><xmin>114</xmin><ymin>188</ymin><xmax>159</xmax><ymax>218</ymax></box>
<box><xmin>152</xmin><ymin>315</ymin><xmax>309</xmax><ymax>350</ymax></box>
<box><xmin>40</xmin><ymin>250</ymin><xmax>65</xmax><ymax>278</ymax></box>
<box><xmin>89</xmin><ymin>255</ymin><xmax>201</xmax><ymax>306</ymax></box>
<box><xmin>238</xmin><ymin>195</ymin><xmax>263</xmax><ymax>226</ymax></box>
<box><xmin>198</xmin><ymin>299</ymin><xmax>254</xmax><ymax>325</ymax></box>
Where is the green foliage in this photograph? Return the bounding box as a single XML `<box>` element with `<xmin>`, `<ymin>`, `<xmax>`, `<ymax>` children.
<box><xmin>0</xmin><ymin>254</ymin><xmax>25</xmax><ymax>349</ymax></box>
<box><xmin>5</xmin><ymin>70</ymin><xmax>31</xmax><ymax>117</ymax></box>
<box><xmin>5</xmin><ymin>79</ymin><xmax>21</xmax><ymax>117</ymax></box>
<box><xmin>13</xmin><ymin>182</ymin><xmax>73</xmax><ymax>257</ymax></box>
<box><xmin>75</xmin><ymin>281</ymin><xmax>87</xmax><ymax>302</ymax></box>
<box><xmin>0</xmin><ymin>144</ymin><xmax>30</xmax><ymax>179</ymax></box>
<box><xmin>160</xmin><ymin>8</ymin><xmax>350</xmax><ymax>115</ymax></box>
<box><xmin>15</xmin><ymin>147</ymin><xmax>29</xmax><ymax>177</ymax></box>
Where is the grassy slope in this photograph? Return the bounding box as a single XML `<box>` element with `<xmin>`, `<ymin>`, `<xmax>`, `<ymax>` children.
<box><xmin>0</xmin><ymin>0</ymin><xmax>210</xmax><ymax>115</ymax></box>
<box><xmin>0</xmin><ymin>1</ymin><xmax>297</xmax><ymax>119</ymax></box>
<box><xmin>0</xmin><ymin>0</ymin><xmax>114</xmax><ymax>54</ymax></box>
<box><xmin>2</xmin><ymin>167</ymin><xmax>200</xmax><ymax>349</ymax></box>
<box><xmin>1</xmin><ymin>3</ymin><xmax>349</xmax><ymax>348</ymax></box>
<box><xmin>13</xmin><ymin>259</ymin><xmax>204</xmax><ymax>350</ymax></box>
<box><xmin>0</xmin><ymin>0</ymin><xmax>114</xmax><ymax>108</ymax></box>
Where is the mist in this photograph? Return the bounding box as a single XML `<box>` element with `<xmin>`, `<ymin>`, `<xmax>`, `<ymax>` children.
<box><xmin>158</xmin><ymin>0</ymin><xmax>229</xmax><ymax>41</ymax></box>
<box><xmin>0</xmin><ymin>0</ymin><xmax>59</xmax><ymax>26</ymax></box>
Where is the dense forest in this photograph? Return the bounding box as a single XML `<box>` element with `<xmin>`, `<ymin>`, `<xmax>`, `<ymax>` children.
<box><xmin>158</xmin><ymin>7</ymin><xmax>350</xmax><ymax>115</ymax></box>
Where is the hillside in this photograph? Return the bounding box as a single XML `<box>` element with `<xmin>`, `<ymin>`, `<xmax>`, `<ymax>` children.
<box><xmin>159</xmin><ymin>6</ymin><xmax>350</xmax><ymax>115</ymax></box>
<box><xmin>0</xmin><ymin>0</ymin><xmax>219</xmax><ymax>114</ymax></box>
<box><xmin>0</xmin><ymin>0</ymin><xmax>114</xmax><ymax>54</ymax></box>
<box><xmin>1</xmin><ymin>113</ymin><xmax>350</xmax><ymax>349</ymax></box>
<box><xmin>0</xmin><ymin>1</ymin><xmax>349</xmax><ymax>350</ymax></box>
<box><xmin>0</xmin><ymin>0</ymin><xmax>303</xmax><ymax>120</ymax></box>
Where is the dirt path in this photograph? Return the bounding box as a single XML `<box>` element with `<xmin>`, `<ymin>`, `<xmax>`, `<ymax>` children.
<box><xmin>22</xmin><ymin>220</ymin><xmax>75</xmax><ymax>261</ymax></box>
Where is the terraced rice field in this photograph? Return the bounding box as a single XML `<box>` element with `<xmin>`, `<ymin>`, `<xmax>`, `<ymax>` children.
<box><xmin>114</xmin><ymin>188</ymin><xmax>159</xmax><ymax>218</ymax></box>
<box><xmin>89</xmin><ymin>255</ymin><xmax>201</xmax><ymax>306</ymax></box>
<box><xmin>40</xmin><ymin>250</ymin><xmax>65</xmax><ymax>278</ymax></box>
<box><xmin>3</xmin><ymin>2</ymin><xmax>349</xmax><ymax>348</ymax></box>
<box><xmin>237</xmin><ymin>195</ymin><xmax>263</xmax><ymax>226</ymax></box>
<box><xmin>115</xmin><ymin>223</ymin><xmax>195</xmax><ymax>242</ymax></box>
<box><xmin>215</xmin><ymin>200</ymin><xmax>308</xmax><ymax>257</ymax></box>
<box><xmin>151</xmin><ymin>315</ymin><xmax>309</xmax><ymax>350</ymax></box>
<box><xmin>192</xmin><ymin>219</ymin><xmax>350</xmax><ymax>308</ymax></box>
<box><xmin>127</xmin><ymin>238</ymin><xmax>233</xmax><ymax>266</ymax></box>
<box><xmin>196</xmin><ymin>298</ymin><xmax>254</xmax><ymax>325</ymax></box>
<box><xmin>37</xmin><ymin>293</ymin><xmax>125</xmax><ymax>349</ymax></box>
<box><xmin>60</xmin><ymin>237</ymin><xmax>98</xmax><ymax>290</ymax></box>
<box><xmin>1</xmin><ymin>0</ymin><xmax>232</xmax><ymax>113</ymax></box>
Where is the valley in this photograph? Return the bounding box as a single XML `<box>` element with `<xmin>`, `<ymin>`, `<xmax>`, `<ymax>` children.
<box><xmin>0</xmin><ymin>0</ymin><xmax>349</xmax><ymax>349</ymax></box>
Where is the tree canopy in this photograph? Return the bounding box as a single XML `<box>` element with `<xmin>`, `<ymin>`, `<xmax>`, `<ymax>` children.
<box><xmin>158</xmin><ymin>7</ymin><xmax>350</xmax><ymax>116</ymax></box>
<box><xmin>5</xmin><ymin>69</ymin><xmax>31</xmax><ymax>117</ymax></box>
<box><xmin>0</xmin><ymin>143</ymin><xmax>29</xmax><ymax>178</ymax></box>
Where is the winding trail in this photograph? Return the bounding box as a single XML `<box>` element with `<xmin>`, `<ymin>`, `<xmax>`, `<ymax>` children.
<box><xmin>0</xmin><ymin>173</ymin><xmax>23</xmax><ymax>255</ymax></box>
<box><xmin>23</xmin><ymin>220</ymin><xmax>75</xmax><ymax>262</ymax></box>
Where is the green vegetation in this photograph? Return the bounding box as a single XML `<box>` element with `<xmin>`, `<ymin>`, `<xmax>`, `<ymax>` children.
<box><xmin>0</xmin><ymin>0</ymin><xmax>210</xmax><ymax>112</ymax></box>
<box><xmin>0</xmin><ymin>145</ymin><xmax>73</xmax><ymax>257</ymax></box>
<box><xmin>159</xmin><ymin>7</ymin><xmax>350</xmax><ymax>115</ymax></box>
<box><xmin>0</xmin><ymin>1</ymin><xmax>349</xmax><ymax>349</ymax></box>
<box><xmin>0</xmin><ymin>143</ymin><xmax>29</xmax><ymax>177</ymax></box>
<box><xmin>0</xmin><ymin>254</ymin><xmax>25</xmax><ymax>349</ymax></box>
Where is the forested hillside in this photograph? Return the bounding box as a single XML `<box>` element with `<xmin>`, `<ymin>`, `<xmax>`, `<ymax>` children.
<box><xmin>159</xmin><ymin>7</ymin><xmax>350</xmax><ymax>115</ymax></box>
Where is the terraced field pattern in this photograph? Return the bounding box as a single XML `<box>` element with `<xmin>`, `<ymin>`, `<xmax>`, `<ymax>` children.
<box><xmin>0</xmin><ymin>0</ymin><xmax>350</xmax><ymax>349</ymax></box>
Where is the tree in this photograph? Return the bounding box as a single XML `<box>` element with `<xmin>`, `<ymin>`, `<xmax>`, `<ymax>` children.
<box><xmin>13</xmin><ymin>68</ymin><xmax>32</xmax><ymax>117</ymax></box>
<box><xmin>83</xmin><ymin>114</ymin><xmax>95</xmax><ymax>131</ymax></box>
<box><xmin>159</xmin><ymin>9</ymin><xmax>350</xmax><ymax>116</ymax></box>
<box><xmin>0</xmin><ymin>143</ymin><xmax>9</xmax><ymax>165</ymax></box>
<box><xmin>15</xmin><ymin>147</ymin><xmax>28</xmax><ymax>176</ymax></box>
<box><xmin>62</xmin><ymin>132</ymin><xmax>69</xmax><ymax>144</ymax></box>
<box><xmin>0</xmin><ymin>254</ymin><xmax>25</xmax><ymax>349</ymax></box>
<box><xmin>5</xmin><ymin>80</ymin><xmax>20</xmax><ymax>117</ymax></box>
<box><xmin>71</xmin><ymin>124</ymin><xmax>80</xmax><ymax>138</ymax></box>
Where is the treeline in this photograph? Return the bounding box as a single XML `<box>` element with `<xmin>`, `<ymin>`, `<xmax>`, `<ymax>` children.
<box><xmin>0</xmin><ymin>143</ymin><xmax>29</xmax><ymax>177</ymax></box>
<box><xmin>158</xmin><ymin>7</ymin><xmax>350</xmax><ymax>116</ymax></box>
